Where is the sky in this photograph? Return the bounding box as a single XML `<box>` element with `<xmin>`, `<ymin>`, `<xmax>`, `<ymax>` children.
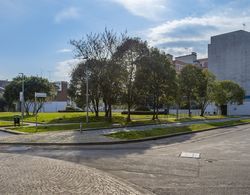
<box><xmin>1</xmin><ymin>0</ymin><xmax>250</xmax><ymax>81</ymax></box>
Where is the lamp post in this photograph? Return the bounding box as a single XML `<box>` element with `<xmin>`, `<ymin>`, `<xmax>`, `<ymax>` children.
<box><xmin>86</xmin><ymin>61</ymin><xmax>89</xmax><ymax>127</ymax></box>
<box><xmin>79</xmin><ymin>57</ymin><xmax>89</xmax><ymax>132</ymax></box>
<box><xmin>19</xmin><ymin>73</ymin><xmax>24</xmax><ymax>126</ymax></box>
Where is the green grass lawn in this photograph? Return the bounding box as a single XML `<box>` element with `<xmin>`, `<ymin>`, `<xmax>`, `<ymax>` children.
<box><xmin>107</xmin><ymin>119</ymin><xmax>250</xmax><ymax>140</ymax></box>
<box><xmin>0</xmin><ymin>121</ymin><xmax>14</xmax><ymax>127</ymax></box>
<box><xmin>0</xmin><ymin>112</ymin><xmax>229</xmax><ymax>125</ymax></box>
<box><xmin>9</xmin><ymin>121</ymin><xmax>111</xmax><ymax>133</ymax></box>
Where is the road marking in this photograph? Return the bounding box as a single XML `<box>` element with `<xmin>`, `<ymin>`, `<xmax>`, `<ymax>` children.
<box><xmin>180</xmin><ymin>152</ymin><xmax>200</xmax><ymax>159</ymax></box>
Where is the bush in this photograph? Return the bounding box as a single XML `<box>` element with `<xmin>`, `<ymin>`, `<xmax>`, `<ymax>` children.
<box><xmin>58</xmin><ymin>106</ymin><xmax>83</xmax><ymax>112</ymax></box>
<box><xmin>121</xmin><ymin>111</ymin><xmax>166</xmax><ymax>115</ymax></box>
<box><xmin>134</xmin><ymin>106</ymin><xmax>151</xmax><ymax>111</ymax></box>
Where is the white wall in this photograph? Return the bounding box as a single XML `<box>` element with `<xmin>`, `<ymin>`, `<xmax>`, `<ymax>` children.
<box><xmin>209</xmin><ymin>30</ymin><xmax>250</xmax><ymax>97</ymax></box>
<box><xmin>228</xmin><ymin>100</ymin><xmax>250</xmax><ymax>115</ymax></box>
<box><xmin>41</xmin><ymin>101</ymin><xmax>68</xmax><ymax>112</ymax></box>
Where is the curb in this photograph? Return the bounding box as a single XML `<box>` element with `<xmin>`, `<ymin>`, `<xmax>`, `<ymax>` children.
<box><xmin>71</xmin><ymin>117</ymin><xmax>242</xmax><ymax>132</ymax></box>
<box><xmin>0</xmin><ymin>121</ymin><xmax>249</xmax><ymax>146</ymax></box>
<box><xmin>0</xmin><ymin>128</ymin><xmax>26</xmax><ymax>135</ymax></box>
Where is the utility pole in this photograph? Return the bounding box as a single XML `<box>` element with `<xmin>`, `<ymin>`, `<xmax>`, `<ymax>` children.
<box><xmin>19</xmin><ymin>73</ymin><xmax>24</xmax><ymax>126</ymax></box>
<box><xmin>85</xmin><ymin>59</ymin><xmax>89</xmax><ymax>128</ymax></box>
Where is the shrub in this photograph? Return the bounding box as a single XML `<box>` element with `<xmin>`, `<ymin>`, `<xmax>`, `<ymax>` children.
<box><xmin>134</xmin><ymin>106</ymin><xmax>151</xmax><ymax>111</ymax></box>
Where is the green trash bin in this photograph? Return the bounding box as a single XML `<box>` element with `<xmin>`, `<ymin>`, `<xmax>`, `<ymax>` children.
<box><xmin>13</xmin><ymin>115</ymin><xmax>21</xmax><ymax>126</ymax></box>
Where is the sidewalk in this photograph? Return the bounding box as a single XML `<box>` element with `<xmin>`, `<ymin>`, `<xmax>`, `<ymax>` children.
<box><xmin>0</xmin><ymin>117</ymin><xmax>248</xmax><ymax>144</ymax></box>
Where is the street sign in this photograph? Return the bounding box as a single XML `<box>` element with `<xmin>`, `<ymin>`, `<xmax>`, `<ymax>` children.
<box><xmin>35</xmin><ymin>92</ymin><xmax>47</xmax><ymax>98</ymax></box>
<box><xmin>19</xmin><ymin>92</ymin><xmax>23</xmax><ymax>101</ymax></box>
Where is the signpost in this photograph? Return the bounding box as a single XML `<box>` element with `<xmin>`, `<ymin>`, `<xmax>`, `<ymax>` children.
<box><xmin>34</xmin><ymin>92</ymin><xmax>47</xmax><ymax>128</ymax></box>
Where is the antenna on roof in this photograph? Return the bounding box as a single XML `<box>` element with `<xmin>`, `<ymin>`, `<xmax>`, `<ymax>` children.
<box><xmin>243</xmin><ymin>23</ymin><xmax>246</xmax><ymax>31</ymax></box>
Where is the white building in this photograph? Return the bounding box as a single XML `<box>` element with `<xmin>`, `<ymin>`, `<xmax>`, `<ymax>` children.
<box><xmin>208</xmin><ymin>30</ymin><xmax>250</xmax><ymax>115</ymax></box>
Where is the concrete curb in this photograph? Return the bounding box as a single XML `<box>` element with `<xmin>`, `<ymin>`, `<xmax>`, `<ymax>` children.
<box><xmin>67</xmin><ymin>117</ymin><xmax>241</xmax><ymax>132</ymax></box>
<box><xmin>0</xmin><ymin>121</ymin><xmax>249</xmax><ymax>146</ymax></box>
<box><xmin>0</xmin><ymin>128</ymin><xmax>26</xmax><ymax>135</ymax></box>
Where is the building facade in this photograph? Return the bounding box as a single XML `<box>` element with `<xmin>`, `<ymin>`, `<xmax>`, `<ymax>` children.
<box><xmin>40</xmin><ymin>81</ymin><xmax>69</xmax><ymax>112</ymax></box>
<box><xmin>208</xmin><ymin>30</ymin><xmax>250</xmax><ymax>115</ymax></box>
<box><xmin>173</xmin><ymin>52</ymin><xmax>208</xmax><ymax>73</ymax></box>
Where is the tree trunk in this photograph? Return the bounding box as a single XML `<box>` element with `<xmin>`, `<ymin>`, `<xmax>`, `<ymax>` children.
<box><xmin>152</xmin><ymin>94</ymin><xmax>156</xmax><ymax>120</ymax></box>
<box><xmin>176</xmin><ymin>104</ymin><xmax>179</xmax><ymax>120</ymax></box>
<box><xmin>108</xmin><ymin>104</ymin><xmax>112</xmax><ymax>122</ymax></box>
<box><xmin>103</xmin><ymin>99</ymin><xmax>108</xmax><ymax>117</ymax></box>
<box><xmin>188</xmin><ymin>96</ymin><xmax>191</xmax><ymax>117</ymax></box>
<box><xmin>95</xmin><ymin>99</ymin><xmax>99</xmax><ymax>117</ymax></box>
<box><xmin>127</xmin><ymin>103</ymin><xmax>131</xmax><ymax>122</ymax></box>
<box><xmin>156</xmin><ymin>95</ymin><xmax>159</xmax><ymax>120</ymax></box>
<box><xmin>24</xmin><ymin>102</ymin><xmax>30</xmax><ymax>116</ymax></box>
<box><xmin>200</xmin><ymin>105</ymin><xmax>205</xmax><ymax>117</ymax></box>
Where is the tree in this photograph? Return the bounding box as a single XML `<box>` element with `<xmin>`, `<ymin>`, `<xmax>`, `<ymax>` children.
<box><xmin>213</xmin><ymin>80</ymin><xmax>245</xmax><ymax>114</ymax></box>
<box><xmin>4</xmin><ymin>76</ymin><xmax>53</xmax><ymax>115</ymax></box>
<box><xmin>173</xmin><ymin>75</ymin><xmax>182</xmax><ymax>119</ymax></box>
<box><xmin>70</xmin><ymin>32</ymin><xmax>103</xmax><ymax>117</ymax></box>
<box><xmin>179</xmin><ymin>64</ymin><xmax>203</xmax><ymax>117</ymax></box>
<box><xmin>196</xmin><ymin>69</ymin><xmax>216</xmax><ymax>116</ymax></box>
<box><xmin>70</xmin><ymin>28</ymin><xmax>126</xmax><ymax>120</ymax></box>
<box><xmin>114</xmin><ymin>37</ymin><xmax>149</xmax><ymax>122</ymax></box>
<box><xmin>135</xmin><ymin>48</ymin><xmax>176</xmax><ymax>120</ymax></box>
<box><xmin>0</xmin><ymin>97</ymin><xmax>7</xmax><ymax>111</ymax></box>
<box><xmin>100</xmin><ymin>29</ymin><xmax>127</xmax><ymax>120</ymax></box>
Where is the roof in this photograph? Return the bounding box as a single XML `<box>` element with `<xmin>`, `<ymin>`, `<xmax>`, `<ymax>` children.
<box><xmin>174</xmin><ymin>60</ymin><xmax>188</xmax><ymax>65</ymax></box>
<box><xmin>197</xmin><ymin>58</ymin><xmax>208</xmax><ymax>62</ymax></box>
<box><xmin>211</xmin><ymin>30</ymin><xmax>250</xmax><ymax>39</ymax></box>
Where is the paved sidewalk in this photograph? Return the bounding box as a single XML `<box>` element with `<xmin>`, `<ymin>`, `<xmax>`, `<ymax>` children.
<box><xmin>0</xmin><ymin>117</ymin><xmax>248</xmax><ymax>144</ymax></box>
<box><xmin>0</xmin><ymin>153</ymin><xmax>148</xmax><ymax>194</ymax></box>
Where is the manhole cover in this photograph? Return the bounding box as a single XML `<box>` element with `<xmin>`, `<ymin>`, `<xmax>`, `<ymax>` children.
<box><xmin>7</xmin><ymin>146</ymin><xmax>31</xmax><ymax>152</ymax></box>
<box><xmin>180</xmin><ymin>152</ymin><xmax>200</xmax><ymax>159</ymax></box>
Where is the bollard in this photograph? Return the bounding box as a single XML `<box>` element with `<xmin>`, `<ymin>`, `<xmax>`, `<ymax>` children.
<box><xmin>80</xmin><ymin>122</ymin><xmax>82</xmax><ymax>133</ymax></box>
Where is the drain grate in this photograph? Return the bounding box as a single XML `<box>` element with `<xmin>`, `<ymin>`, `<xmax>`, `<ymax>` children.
<box><xmin>7</xmin><ymin>146</ymin><xmax>31</xmax><ymax>152</ymax></box>
<box><xmin>180</xmin><ymin>152</ymin><xmax>200</xmax><ymax>159</ymax></box>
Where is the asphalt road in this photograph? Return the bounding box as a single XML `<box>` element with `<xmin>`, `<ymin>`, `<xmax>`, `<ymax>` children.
<box><xmin>1</xmin><ymin>124</ymin><xmax>250</xmax><ymax>194</ymax></box>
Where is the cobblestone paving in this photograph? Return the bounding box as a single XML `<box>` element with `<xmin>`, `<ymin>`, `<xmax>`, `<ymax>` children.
<box><xmin>0</xmin><ymin>153</ymin><xmax>148</xmax><ymax>194</ymax></box>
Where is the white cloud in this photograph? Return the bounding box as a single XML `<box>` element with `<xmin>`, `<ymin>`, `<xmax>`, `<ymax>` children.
<box><xmin>53</xmin><ymin>59</ymin><xmax>81</xmax><ymax>81</ymax></box>
<box><xmin>110</xmin><ymin>0</ymin><xmax>167</xmax><ymax>20</ymax></box>
<box><xmin>145</xmin><ymin>15</ymin><xmax>250</xmax><ymax>57</ymax></box>
<box><xmin>54</xmin><ymin>7</ymin><xmax>80</xmax><ymax>23</ymax></box>
<box><xmin>57</xmin><ymin>48</ymin><xmax>72</xmax><ymax>53</ymax></box>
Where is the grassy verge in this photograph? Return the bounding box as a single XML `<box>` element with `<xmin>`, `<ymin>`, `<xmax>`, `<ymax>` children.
<box><xmin>0</xmin><ymin>112</ymin><xmax>230</xmax><ymax>125</ymax></box>
<box><xmin>9</xmin><ymin>122</ymin><xmax>111</xmax><ymax>133</ymax></box>
<box><xmin>107</xmin><ymin>119</ymin><xmax>250</xmax><ymax>140</ymax></box>
<box><xmin>0</xmin><ymin>121</ymin><xmax>14</xmax><ymax>127</ymax></box>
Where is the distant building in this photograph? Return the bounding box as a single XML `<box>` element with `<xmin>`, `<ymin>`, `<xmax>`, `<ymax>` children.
<box><xmin>208</xmin><ymin>30</ymin><xmax>250</xmax><ymax>115</ymax></box>
<box><xmin>175</xmin><ymin>52</ymin><xmax>197</xmax><ymax>64</ymax></box>
<box><xmin>166</xmin><ymin>54</ymin><xmax>173</xmax><ymax>62</ymax></box>
<box><xmin>41</xmin><ymin>81</ymin><xmax>70</xmax><ymax>112</ymax></box>
<box><xmin>0</xmin><ymin>80</ymin><xmax>10</xmax><ymax>96</ymax></box>
<box><xmin>195</xmin><ymin>58</ymin><xmax>208</xmax><ymax>69</ymax></box>
<box><xmin>174</xmin><ymin>60</ymin><xmax>189</xmax><ymax>73</ymax></box>
<box><xmin>173</xmin><ymin>52</ymin><xmax>207</xmax><ymax>72</ymax></box>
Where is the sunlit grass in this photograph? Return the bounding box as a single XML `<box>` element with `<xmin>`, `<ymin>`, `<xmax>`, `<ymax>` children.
<box><xmin>9</xmin><ymin>121</ymin><xmax>111</xmax><ymax>133</ymax></box>
<box><xmin>0</xmin><ymin>112</ymin><xmax>231</xmax><ymax>127</ymax></box>
<box><xmin>107</xmin><ymin>119</ymin><xmax>250</xmax><ymax>140</ymax></box>
<box><xmin>0</xmin><ymin>121</ymin><xmax>14</xmax><ymax>127</ymax></box>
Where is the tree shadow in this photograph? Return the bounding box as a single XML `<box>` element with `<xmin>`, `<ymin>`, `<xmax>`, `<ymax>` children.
<box><xmin>1</xmin><ymin>126</ymin><xmax>197</xmax><ymax>164</ymax></box>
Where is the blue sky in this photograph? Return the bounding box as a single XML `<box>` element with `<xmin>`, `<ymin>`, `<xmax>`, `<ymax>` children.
<box><xmin>1</xmin><ymin>0</ymin><xmax>250</xmax><ymax>81</ymax></box>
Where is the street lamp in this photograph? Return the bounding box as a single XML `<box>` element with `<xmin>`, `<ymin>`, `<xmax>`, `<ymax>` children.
<box><xmin>79</xmin><ymin>57</ymin><xmax>89</xmax><ymax>132</ymax></box>
<box><xmin>19</xmin><ymin>73</ymin><xmax>24</xmax><ymax>126</ymax></box>
<box><xmin>85</xmin><ymin>59</ymin><xmax>89</xmax><ymax>128</ymax></box>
